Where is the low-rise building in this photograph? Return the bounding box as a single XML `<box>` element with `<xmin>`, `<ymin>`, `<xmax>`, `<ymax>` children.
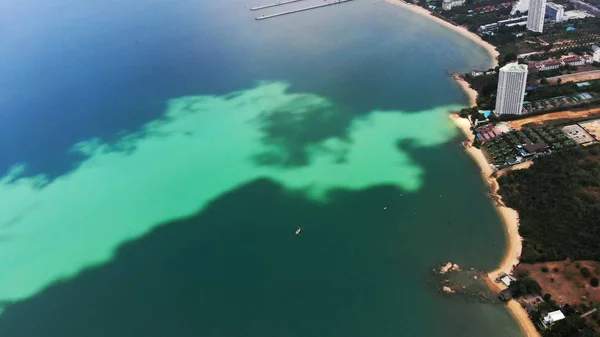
<box><xmin>569</xmin><ymin>0</ymin><xmax>600</xmax><ymax>16</ymax></box>
<box><xmin>543</xmin><ymin>310</ymin><xmax>565</xmax><ymax>325</ymax></box>
<box><xmin>534</xmin><ymin>59</ymin><xmax>562</xmax><ymax>71</ymax></box>
<box><xmin>522</xmin><ymin>143</ymin><xmax>550</xmax><ymax>155</ymax></box>
<box><xmin>471</xmin><ymin>69</ymin><xmax>497</xmax><ymax>77</ymax></box>
<box><xmin>562</xmin><ymin>56</ymin><xmax>586</xmax><ymax>66</ymax></box>
<box><xmin>528</xmin><ymin>55</ymin><xmax>592</xmax><ymax>72</ymax></box>
<box><xmin>562</xmin><ymin>9</ymin><xmax>594</xmax><ymax>21</ymax></box>
<box><xmin>477</xmin><ymin>15</ymin><xmax>527</xmax><ymax>34</ymax></box>
<box><xmin>442</xmin><ymin>0</ymin><xmax>465</xmax><ymax>10</ymax></box>
<box><xmin>500</xmin><ymin>275</ymin><xmax>516</xmax><ymax>286</ymax></box>
<box><xmin>499</xmin><ymin>288</ymin><xmax>513</xmax><ymax>301</ymax></box>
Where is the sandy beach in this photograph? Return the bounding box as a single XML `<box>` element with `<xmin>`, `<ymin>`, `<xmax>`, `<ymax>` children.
<box><xmin>384</xmin><ymin>2</ymin><xmax>535</xmax><ymax>334</ymax></box>
<box><xmin>449</xmin><ymin>114</ymin><xmax>522</xmax><ymax>278</ymax></box>
<box><xmin>385</xmin><ymin>0</ymin><xmax>499</xmax><ymax>67</ymax></box>
<box><xmin>453</xmin><ymin>75</ymin><xmax>478</xmax><ymax>107</ymax></box>
<box><xmin>450</xmin><ymin>114</ymin><xmax>540</xmax><ymax>337</ymax></box>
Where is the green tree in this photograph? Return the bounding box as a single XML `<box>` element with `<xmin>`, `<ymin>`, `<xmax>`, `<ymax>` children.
<box><xmin>581</xmin><ymin>267</ymin><xmax>591</xmax><ymax>278</ymax></box>
<box><xmin>502</xmin><ymin>52</ymin><xmax>517</xmax><ymax>65</ymax></box>
<box><xmin>509</xmin><ymin>277</ymin><xmax>542</xmax><ymax>297</ymax></box>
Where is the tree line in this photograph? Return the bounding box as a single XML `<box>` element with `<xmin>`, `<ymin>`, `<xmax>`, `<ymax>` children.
<box><xmin>498</xmin><ymin>145</ymin><xmax>600</xmax><ymax>263</ymax></box>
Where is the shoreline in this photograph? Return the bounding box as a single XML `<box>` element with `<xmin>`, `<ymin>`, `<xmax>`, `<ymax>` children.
<box><xmin>383</xmin><ymin>1</ymin><xmax>535</xmax><ymax>335</ymax></box>
<box><xmin>453</xmin><ymin>74</ymin><xmax>478</xmax><ymax>107</ymax></box>
<box><xmin>450</xmin><ymin>114</ymin><xmax>540</xmax><ymax>337</ymax></box>
<box><xmin>385</xmin><ymin>0</ymin><xmax>499</xmax><ymax>67</ymax></box>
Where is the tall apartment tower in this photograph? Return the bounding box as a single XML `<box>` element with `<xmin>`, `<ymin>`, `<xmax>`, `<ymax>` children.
<box><xmin>527</xmin><ymin>0</ymin><xmax>547</xmax><ymax>32</ymax></box>
<box><xmin>494</xmin><ymin>63</ymin><xmax>528</xmax><ymax>116</ymax></box>
<box><xmin>546</xmin><ymin>2</ymin><xmax>564</xmax><ymax>22</ymax></box>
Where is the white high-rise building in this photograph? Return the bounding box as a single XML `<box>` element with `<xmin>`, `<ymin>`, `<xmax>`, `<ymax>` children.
<box><xmin>546</xmin><ymin>2</ymin><xmax>564</xmax><ymax>22</ymax></box>
<box><xmin>593</xmin><ymin>45</ymin><xmax>600</xmax><ymax>62</ymax></box>
<box><xmin>527</xmin><ymin>0</ymin><xmax>547</xmax><ymax>32</ymax></box>
<box><xmin>495</xmin><ymin>63</ymin><xmax>528</xmax><ymax>116</ymax></box>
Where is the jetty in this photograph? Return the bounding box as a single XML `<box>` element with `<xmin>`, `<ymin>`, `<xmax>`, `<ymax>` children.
<box><xmin>250</xmin><ymin>0</ymin><xmax>309</xmax><ymax>11</ymax></box>
<box><xmin>255</xmin><ymin>0</ymin><xmax>353</xmax><ymax>20</ymax></box>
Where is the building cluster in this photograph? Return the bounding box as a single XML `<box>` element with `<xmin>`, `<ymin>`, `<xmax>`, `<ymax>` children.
<box><xmin>478</xmin><ymin>7</ymin><xmax>593</xmax><ymax>35</ymax></box>
<box><xmin>525</xmin><ymin>0</ymin><xmax>595</xmax><ymax>32</ymax></box>
<box><xmin>569</xmin><ymin>0</ymin><xmax>600</xmax><ymax>16</ymax></box>
<box><xmin>527</xmin><ymin>54</ymin><xmax>594</xmax><ymax>72</ymax></box>
<box><xmin>441</xmin><ymin>0</ymin><xmax>516</xmax><ymax>11</ymax></box>
<box><xmin>471</xmin><ymin>69</ymin><xmax>497</xmax><ymax>77</ymax></box>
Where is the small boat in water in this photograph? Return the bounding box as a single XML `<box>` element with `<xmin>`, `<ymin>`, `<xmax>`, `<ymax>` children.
<box><xmin>295</xmin><ymin>227</ymin><xmax>302</xmax><ymax>235</ymax></box>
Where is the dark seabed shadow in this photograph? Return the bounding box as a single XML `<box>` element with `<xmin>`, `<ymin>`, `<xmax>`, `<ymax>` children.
<box><xmin>0</xmin><ymin>179</ymin><xmax>414</xmax><ymax>337</ymax></box>
<box><xmin>0</xmin><ymin>140</ymin><xmax>514</xmax><ymax>337</ymax></box>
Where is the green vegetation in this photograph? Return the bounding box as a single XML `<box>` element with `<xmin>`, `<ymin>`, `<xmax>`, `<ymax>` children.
<box><xmin>542</xmin><ymin>316</ymin><xmax>594</xmax><ymax>337</ymax></box>
<box><xmin>463</xmin><ymin>72</ymin><xmax>499</xmax><ymax>109</ymax></box>
<box><xmin>482</xmin><ymin>125</ymin><xmax>576</xmax><ymax>166</ymax></box>
<box><xmin>509</xmin><ymin>277</ymin><xmax>542</xmax><ymax>297</ymax></box>
<box><xmin>581</xmin><ymin>267</ymin><xmax>592</xmax><ymax>278</ymax></box>
<box><xmin>526</xmin><ymin>81</ymin><xmax>600</xmax><ymax>103</ymax></box>
<box><xmin>498</xmin><ymin>145</ymin><xmax>600</xmax><ymax>262</ymax></box>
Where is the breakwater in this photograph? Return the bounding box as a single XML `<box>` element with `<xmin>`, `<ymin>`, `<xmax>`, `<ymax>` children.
<box><xmin>255</xmin><ymin>0</ymin><xmax>353</xmax><ymax>20</ymax></box>
<box><xmin>250</xmin><ymin>0</ymin><xmax>310</xmax><ymax>11</ymax></box>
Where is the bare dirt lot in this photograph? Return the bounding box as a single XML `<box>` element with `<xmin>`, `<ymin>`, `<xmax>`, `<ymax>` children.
<box><xmin>547</xmin><ymin>70</ymin><xmax>600</xmax><ymax>84</ymax></box>
<box><xmin>515</xmin><ymin>260</ymin><xmax>600</xmax><ymax>306</ymax></box>
<box><xmin>508</xmin><ymin>108</ymin><xmax>600</xmax><ymax>130</ymax></box>
<box><xmin>580</xmin><ymin>119</ymin><xmax>600</xmax><ymax>140</ymax></box>
<box><xmin>516</xmin><ymin>260</ymin><xmax>600</xmax><ymax>334</ymax></box>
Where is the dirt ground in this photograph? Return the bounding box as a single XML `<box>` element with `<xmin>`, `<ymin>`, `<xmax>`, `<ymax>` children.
<box><xmin>516</xmin><ymin>261</ymin><xmax>600</xmax><ymax>334</ymax></box>
<box><xmin>515</xmin><ymin>260</ymin><xmax>600</xmax><ymax>306</ymax></box>
<box><xmin>547</xmin><ymin>70</ymin><xmax>600</xmax><ymax>84</ymax></box>
<box><xmin>508</xmin><ymin>108</ymin><xmax>600</xmax><ymax>130</ymax></box>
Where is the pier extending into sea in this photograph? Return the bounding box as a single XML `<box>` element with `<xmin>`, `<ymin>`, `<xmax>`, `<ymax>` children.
<box><xmin>254</xmin><ymin>0</ymin><xmax>353</xmax><ymax>20</ymax></box>
<box><xmin>250</xmin><ymin>0</ymin><xmax>309</xmax><ymax>11</ymax></box>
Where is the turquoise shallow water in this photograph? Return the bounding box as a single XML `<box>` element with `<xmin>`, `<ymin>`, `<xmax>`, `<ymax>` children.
<box><xmin>0</xmin><ymin>0</ymin><xmax>522</xmax><ymax>336</ymax></box>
